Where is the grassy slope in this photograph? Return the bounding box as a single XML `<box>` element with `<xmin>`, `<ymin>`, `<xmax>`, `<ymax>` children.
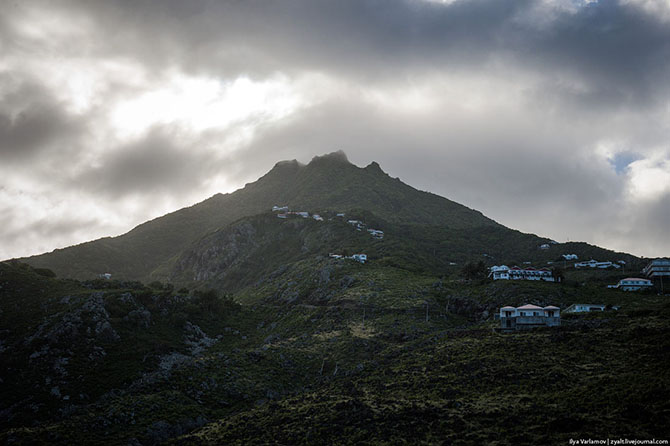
<box><xmin>184</xmin><ymin>306</ymin><xmax>670</xmax><ymax>445</ymax></box>
<box><xmin>20</xmin><ymin>152</ymin><xmax>502</xmax><ymax>282</ymax></box>
<box><xmin>21</xmin><ymin>151</ymin><xmax>640</xmax><ymax>291</ymax></box>
<box><xmin>165</xmin><ymin>204</ymin><xmax>641</xmax><ymax>295</ymax></box>
<box><xmin>1</xmin><ymin>260</ymin><xmax>669</xmax><ymax>445</ymax></box>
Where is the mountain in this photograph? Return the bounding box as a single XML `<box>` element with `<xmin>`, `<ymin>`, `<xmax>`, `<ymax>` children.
<box><xmin>21</xmin><ymin>151</ymin><xmax>638</xmax><ymax>286</ymax></box>
<box><xmin>3</xmin><ymin>152</ymin><xmax>668</xmax><ymax>445</ymax></box>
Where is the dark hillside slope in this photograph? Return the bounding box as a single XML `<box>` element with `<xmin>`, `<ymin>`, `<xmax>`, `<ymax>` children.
<box><xmin>237</xmin><ymin>151</ymin><xmax>498</xmax><ymax>229</ymax></box>
<box><xmin>169</xmin><ymin>212</ymin><xmax>377</xmax><ymax>292</ymax></box>
<box><xmin>167</xmin><ymin>210</ymin><xmax>639</xmax><ymax>295</ymax></box>
<box><xmin>21</xmin><ymin>151</ymin><xmax>500</xmax><ymax>281</ymax></box>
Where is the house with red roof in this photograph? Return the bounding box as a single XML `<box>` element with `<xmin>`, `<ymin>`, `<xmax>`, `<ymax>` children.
<box><xmin>499</xmin><ymin>304</ymin><xmax>561</xmax><ymax>331</ymax></box>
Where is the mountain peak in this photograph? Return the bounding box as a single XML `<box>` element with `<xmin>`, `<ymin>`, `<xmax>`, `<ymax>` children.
<box><xmin>272</xmin><ymin>158</ymin><xmax>303</xmax><ymax>169</ymax></box>
<box><xmin>308</xmin><ymin>150</ymin><xmax>350</xmax><ymax>166</ymax></box>
<box><xmin>365</xmin><ymin>161</ymin><xmax>384</xmax><ymax>174</ymax></box>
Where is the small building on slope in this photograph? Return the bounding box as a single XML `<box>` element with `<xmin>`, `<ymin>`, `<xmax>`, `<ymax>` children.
<box><xmin>563</xmin><ymin>303</ymin><xmax>606</xmax><ymax>313</ymax></box>
<box><xmin>489</xmin><ymin>265</ymin><xmax>558</xmax><ymax>282</ymax></box>
<box><xmin>615</xmin><ymin>277</ymin><xmax>653</xmax><ymax>291</ymax></box>
<box><xmin>643</xmin><ymin>258</ymin><xmax>670</xmax><ymax>279</ymax></box>
<box><xmin>499</xmin><ymin>304</ymin><xmax>561</xmax><ymax>331</ymax></box>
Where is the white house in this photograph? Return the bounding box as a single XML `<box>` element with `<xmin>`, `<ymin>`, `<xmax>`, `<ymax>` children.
<box><xmin>562</xmin><ymin>254</ymin><xmax>578</xmax><ymax>260</ymax></box>
<box><xmin>336</xmin><ymin>213</ymin><xmax>346</xmax><ymax>217</ymax></box>
<box><xmin>489</xmin><ymin>265</ymin><xmax>510</xmax><ymax>280</ymax></box>
<box><xmin>352</xmin><ymin>254</ymin><xmax>367</xmax><ymax>263</ymax></box>
<box><xmin>574</xmin><ymin>260</ymin><xmax>620</xmax><ymax>269</ymax></box>
<box><xmin>563</xmin><ymin>303</ymin><xmax>606</xmax><ymax>313</ymax></box>
<box><xmin>490</xmin><ymin>265</ymin><xmax>557</xmax><ymax>282</ymax></box>
<box><xmin>539</xmin><ymin>244</ymin><xmax>550</xmax><ymax>250</ymax></box>
<box><xmin>643</xmin><ymin>258</ymin><xmax>670</xmax><ymax>278</ymax></box>
<box><xmin>312</xmin><ymin>214</ymin><xmax>324</xmax><ymax>221</ymax></box>
<box><xmin>509</xmin><ymin>266</ymin><xmax>556</xmax><ymax>281</ymax></box>
<box><xmin>99</xmin><ymin>273</ymin><xmax>112</xmax><ymax>280</ymax></box>
<box><xmin>295</xmin><ymin>211</ymin><xmax>309</xmax><ymax>218</ymax></box>
<box><xmin>272</xmin><ymin>205</ymin><xmax>289</xmax><ymax>212</ymax></box>
<box><xmin>615</xmin><ymin>277</ymin><xmax>653</xmax><ymax>291</ymax></box>
<box><xmin>499</xmin><ymin>304</ymin><xmax>561</xmax><ymax>330</ymax></box>
<box><xmin>367</xmin><ymin>229</ymin><xmax>384</xmax><ymax>239</ymax></box>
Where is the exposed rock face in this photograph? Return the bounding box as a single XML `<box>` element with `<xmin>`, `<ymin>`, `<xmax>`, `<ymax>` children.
<box><xmin>174</xmin><ymin>221</ymin><xmax>258</xmax><ymax>283</ymax></box>
<box><xmin>26</xmin><ymin>292</ymin><xmax>119</xmax><ymax>349</ymax></box>
<box><xmin>184</xmin><ymin>321</ymin><xmax>218</xmax><ymax>356</ymax></box>
<box><xmin>124</xmin><ymin>309</ymin><xmax>152</xmax><ymax>328</ymax></box>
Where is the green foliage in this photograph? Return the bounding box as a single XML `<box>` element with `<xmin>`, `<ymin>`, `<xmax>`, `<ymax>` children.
<box><xmin>20</xmin><ymin>153</ymin><xmax>504</xmax><ymax>282</ymax></box>
<box><xmin>148</xmin><ymin>280</ymin><xmax>164</xmax><ymax>289</ymax></box>
<box><xmin>461</xmin><ymin>260</ymin><xmax>488</xmax><ymax>281</ymax></box>
<box><xmin>1</xmin><ymin>259</ymin><xmax>670</xmax><ymax>445</ymax></box>
<box><xmin>191</xmin><ymin>289</ymin><xmax>240</xmax><ymax>316</ymax></box>
<box><xmin>2</xmin><ymin>153</ymin><xmax>663</xmax><ymax>444</ymax></box>
<box><xmin>32</xmin><ymin>267</ymin><xmax>56</xmax><ymax>278</ymax></box>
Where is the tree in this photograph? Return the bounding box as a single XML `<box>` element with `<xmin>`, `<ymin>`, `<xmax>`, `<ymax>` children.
<box><xmin>461</xmin><ymin>261</ymin><xmax>487</xmax><ymax>281</ymax></box>
<box><xmin>552</xmin><ymin>266</ymin><xmax>565</xmax><ymax>283</ymax></box>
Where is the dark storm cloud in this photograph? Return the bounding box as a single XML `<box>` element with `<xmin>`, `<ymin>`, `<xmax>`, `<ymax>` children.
<box><xmin>0</xmin><ymin>75</ymin><xmax>84</xmax><ymax>161</ymax></box>
<box><xmin>2</xmin><ymin>216</ymin><xmax>103</xmax><ymax>242</ymax></box>
<box><xmin>524</xmin><ymin>0</ymin><xmax>670</xmax><ymax>108</ymax></box>
<box><xmin>72</xmin><ymin>127</ymin><xmax>224</xmax><ymax>198</ymax></box>
<box><xmin>241</xmin><ymin>96</ymin><xmax>623</xmax><ymax>215</ymax></box>
<box><xmin>1</xmin><ymin>0</ymin><xmax>669</xmax><ymax>258</ymax></box>
<box><xmin>47</xmin><ymin>0</ymin><xmax>670</xmax><ymax>108</ymax></box>
<box><xmin>609</xmin><ymin>191</ymin><xmax>670</xmax><ymax>257</ymax></box>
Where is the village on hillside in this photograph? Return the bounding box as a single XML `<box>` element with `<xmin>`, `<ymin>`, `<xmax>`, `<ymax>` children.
<box><xmin>493</xmin><ymin>256</ymin><xmax>669</xmax><ymax>331</ymax></box>
<box><xmin>272</xmin><ymin>205</ymin><xmax>384</xmax><ymax>264</ymax></box>
<box><xmin>270</xmin><ymin>205</ymin><xmax>669</xmax><ymax>333</ymax></box>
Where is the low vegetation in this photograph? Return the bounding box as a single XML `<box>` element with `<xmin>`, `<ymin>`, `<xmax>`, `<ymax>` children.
<box><xmin>1</xmin><ymin>259</ymin><xmax>668</xmax><ymax>445</ymax></box>
<box><xmin>3</xmin><ymin>153</ymin><xmax>665</xmax><ymax>444</ymax></box>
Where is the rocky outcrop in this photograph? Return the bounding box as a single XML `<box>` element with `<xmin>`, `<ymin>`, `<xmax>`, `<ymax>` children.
<box><xmin>174</xmin><ymin>222</ymin><xmax>258</xmax><ymax>283</ymax></box>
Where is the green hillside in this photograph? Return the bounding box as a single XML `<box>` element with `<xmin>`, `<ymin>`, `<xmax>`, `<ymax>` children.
<box><xmin>2</xmin><ymin>259</ymin><xmax>669</xmax><ymax>445</ymax></box>
<box><xmin>19</xmin><ymin>151</ymin><xmax>503</xmax><ymax>282</ymax></box>
<box><xmin>21</xmin><ymin>151</ymin><xmax>641</xmax><ymax>289</ymax></box>
<box><xmin>165</xmin><ymin>209</ymin><xmax>640</xmax><ymax>294</ymax></box>
<box><xmin>5</xmin><ymin>151</ymin><xmax>666</xmax><ymax>444</ymax></box>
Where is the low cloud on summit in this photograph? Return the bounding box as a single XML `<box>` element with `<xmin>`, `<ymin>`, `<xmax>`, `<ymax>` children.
<box><xmin>1</xmin><ymin>0</ymin><xmax>669</xmax><ymax>258</ymax></box>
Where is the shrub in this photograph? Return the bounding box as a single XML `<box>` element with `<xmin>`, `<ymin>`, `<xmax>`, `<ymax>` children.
<box><xmin>33</xmin><ymin>268</ymin><xmax>56</xmax><ymax>278</ymax></box>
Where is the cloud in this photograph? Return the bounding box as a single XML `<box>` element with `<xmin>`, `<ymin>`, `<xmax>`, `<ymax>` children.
<box><xmin>236</xmin><ymin>80</ymin><xmax>665</xmax><ymax>255</ymax></box>
<box><xmin>72</xmin><ymin>126</ymin><xmax>221</xmax><ymax>198</ymax></box>
<box><xmin>29</xmin><ymin>0</ymin><xmax>667</xmax><ymax>107</ymax></box>
<box><xmin>0</xmin><ymin>0</ymin><xmax>669</xmax><ymax>259</ymax></box>
<box><xmin>0</xmin><ymin>75</ymin><xmax>85</xmax><ymax>162</ymax></box>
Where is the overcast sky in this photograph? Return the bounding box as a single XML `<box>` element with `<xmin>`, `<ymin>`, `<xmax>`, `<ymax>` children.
<box><xmin>1</xmin><ymin>0</ymin><xmax>669</xmax><ymax>260</ymax></box>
